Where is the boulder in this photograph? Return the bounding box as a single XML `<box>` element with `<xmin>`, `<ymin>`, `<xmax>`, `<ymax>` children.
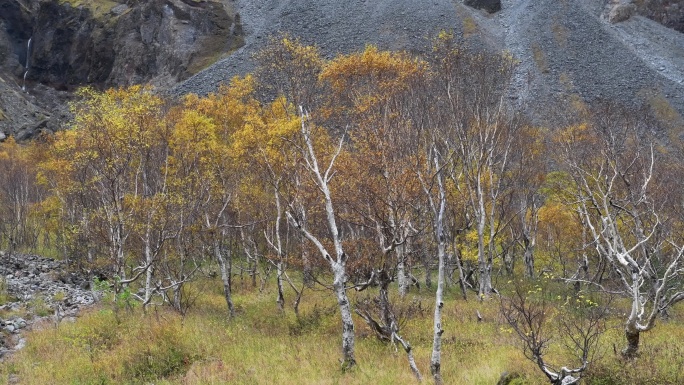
<box><xmin>13</xmin><ymin>318</ymin><xmax>26</xmax><ymax>329</ymax></box>
<box><xmin>606</xmin><ymin>1</ymin><xmax>637</xmax><ymax>23</ymax></box>
<box><xmin>464</xmin><ymin>0</ymin><xmax>502</xmax><ymax>14</ymax></box>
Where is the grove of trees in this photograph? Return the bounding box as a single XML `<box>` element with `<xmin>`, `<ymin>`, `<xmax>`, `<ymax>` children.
<box><xmin>1</xmin><ymin>34</ymin><xmax>683</xmax><ymax>384</ymax></box>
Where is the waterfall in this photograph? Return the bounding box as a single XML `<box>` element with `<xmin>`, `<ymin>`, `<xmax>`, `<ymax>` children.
<box><xmin>22</xmin><ymin>37</ymin><xmax>32</xmax><ymax>92</ymax></box>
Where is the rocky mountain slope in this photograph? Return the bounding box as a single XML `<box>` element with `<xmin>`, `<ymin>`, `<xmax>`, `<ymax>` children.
<box><xmin>2</xmin><ymin>0</ymin><xmax>684</xmax><ymax>140</ymax></box>
<box><xmin>175</xmin><ymin>0</ymin><xmax>684</xmax><ymax>130</ymax></box>
<box><xmin>0</xmin><ymin>0</ymin><xmax>243</xmax><ymax>139</ymax></box>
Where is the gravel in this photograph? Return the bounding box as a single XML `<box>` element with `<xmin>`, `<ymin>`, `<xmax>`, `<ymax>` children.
<box><xmin>0</xmin><ymin>252</ymin><xmax>97</xmax><ymax>358</ymax></box>
<box><xmin>173</xmin><ymin>0</ymin><xmax>684</xmax><ymax>120</ymax></box>
<box><xmin>172</xmin><ymin>0</ymin><xmax>465</xmax><ymax>96</ymax></box>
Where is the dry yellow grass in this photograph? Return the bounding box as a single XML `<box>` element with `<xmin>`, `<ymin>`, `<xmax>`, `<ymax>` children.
<box><xmin>1</xmin><ymin>276</ymin><xmax>682</xmax><ymax>384</ymax></box>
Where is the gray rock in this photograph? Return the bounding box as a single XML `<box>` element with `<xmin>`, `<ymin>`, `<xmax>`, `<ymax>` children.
<box><xmin>14</xmin><ymin>318</ymin><xmax>26</xmax><ymax>329</ymax></box>
<box><xmin>464</xmin><ymin>0</ymin><xmax>502</xmax><ymax>13</ymax></box>
<box><xmin>5</xmin><ymin>325</ymin><xmax>14</xmax><ymax>333</ymax></box>
<box><xmin>111</xmin><ymin>4</ymin><xmax>129</xmax><ymax>16</ymax></box>
<box><xmin>607</xmin><ymin>1</ymin><xmax>637</xmax><ymax>23</ymax></box>
<box><xmin>13</xmin><ymin>337</ymin><xmax>25</xmax><ymax>350</ymax></box>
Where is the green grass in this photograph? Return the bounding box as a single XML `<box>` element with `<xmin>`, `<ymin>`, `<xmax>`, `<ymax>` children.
<box><xmin>1</xmin><ymin>274</ymin><xmax>683</xmax><ymax>384</ymax></box>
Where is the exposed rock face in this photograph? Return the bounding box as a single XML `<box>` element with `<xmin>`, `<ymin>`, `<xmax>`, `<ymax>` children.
<box><xmin>0</xmin><ymin>0</ymin><xmax>243</xmax><ymax>139</ymax></box>
<box><xmin>605</xmin><ymin>1</ymin><xmax>637</xmax><ymax>24</ymax></box>
<box><xmin>636</xmin><ymin>0</ymin><xmax>684</xmax><ymax>32</ymax></box>
<box><xmin>464</xmin><ymin>0</ymin><xmax>502</xmax><ymax>14</ymax></box>
<box><xmin>1</xmin><ymin>0</ymin><xmax>242</xmax><ymax>88</ymax></box>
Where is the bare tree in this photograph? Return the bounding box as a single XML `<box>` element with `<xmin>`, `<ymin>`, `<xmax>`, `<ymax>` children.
<box><xmin>501</xmin><ymin>282</ymin><xmax>608</xmax><ymax>384</ymax></box>
<box><xmin>355</xmin><ymin>269</ymin><xmax>423</xmax><ymax>381</ymax></box>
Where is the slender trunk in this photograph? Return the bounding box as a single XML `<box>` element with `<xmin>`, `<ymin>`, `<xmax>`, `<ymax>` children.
<box><xmin>250</xmin><ymin>256</ymin><xmax>257</xmax><ymax>288</ymax></box>
<box><xmin>477</xmin><ymin>215</ymin><xmax>487</xmax><ymax>298</ymax></box>
<box><xmin>397</xmin><ymin>243</ymin><xmax>408</xmax><ymax>297</ymax></box>
<box><xmin>378</xmin><ymin>270</ymin><xmax>393</xmax><ymax>329</ymax></box>
<box><xmin>523</xmin><ymin>237</ymin><xmax>535</xmax><ymax>278</ymax></box>
<box><xmin>214</xmin><ymin>240</ymin><xmax>234</xmax><ymax>318</ymax></box>
<box><xmin>430</xmin><ymin>158</ymin><xmax>447</xmax><ymax>384</ymax></box>
<box><xmin>143</xmin><ymin>227</ymin><xmax>153</xmax><ymax>308</ymax></box>
<box><xmin>115</xmin><ymin>223</ymin><xmax>126</xmax><ymax>281</ymax></box>
<box><xmin>474</xmin><ymin>172</ymin><xmax>489</xmax><ymax>298</ymax></box>
<box><xmin>383</xmin><ymin>269</ymin><xmax>422</xmax><ymax>381</ymax></box>
<box><xmin>623</xmin><ymin>274</ymin><xmax>642</xmax><ymax>358</ymax></box>
<box><xmin>521</xmin><ymin>197</ymin><xmax>536</xmax><ymax>279</ymax></box>
<box><xmin>302</xmin><ymin>244</ymin><xmax>314</xmax><ymax>288</ymax></box>
<box><xmin>273</xmin><ymin>188</ymin><xmax>285</xmax><ymax>310</ymax></box>
<box><xmin>430</xmin><ymin>239</ymin><xmax>445</xmax><ymax>384</ymax></box>
<box><xmin>276</xmin><ymin>260</ymin><xmax>285</xmax><ymax>310</ymax></box>
<box><xmin>332</xmin><ymin>261</ymin><xmax>355</xmax><ymax>370</ymax></box>
<box><xmin>455</xmin><ymin>250</ymin><xmax>467</xmax><ymax>300</ymax></box>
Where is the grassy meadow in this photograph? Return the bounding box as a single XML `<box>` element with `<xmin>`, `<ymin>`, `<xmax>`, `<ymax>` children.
<box><xmin>1</xmin><ymin>273</ymin><xmax>683</xmax><ymax>385</ymax></box>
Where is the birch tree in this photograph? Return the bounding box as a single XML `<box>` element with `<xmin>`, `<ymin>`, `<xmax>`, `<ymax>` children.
<box><xmin>41</xmin><ymin>86</ymin><xmax>165</xmax><ymax>294</ymax></box>
<box><xmin>184</xmin><ymin>77</ymin><xmax>261</xmax><ymax>318</ymax></box>
<box><xmin>286</xmin><ymin>107</ymin><xmax>356</xmax><ymax>369</ymax></box>
<box><xmin>430</xmin><ymin>33</ymin><xmax>519</xmax><ymax>298</ymax></box>
<box><xmin>320</xmin><ymin>46</ymin><xmax>427</xmax><ymax>379</ymax></box>
<box><xmin>320</xmin><ymin>45</ymin><xmax>427</xmax><ymax>296</ymax></box>
<box><xmin>510</xmin><ymin>127</ymin><xmax>548</xmax><ymax>278</ymax></box>
<box><xmin>232</xmin><ymin>96</ymin><xmax>303</xmax><ymax>312</ymax></box>
<box><xmin>555</xmin><ymin>105</ymin><xmax>684</xmax><ymax>357</ymax></box>
<box><xmin>0</xmin><ymin>137</ymin><xmax>42</xmax><ymax>254</ymax></box>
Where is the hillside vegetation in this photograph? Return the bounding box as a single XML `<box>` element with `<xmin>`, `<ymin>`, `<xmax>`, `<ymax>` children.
<box><xmin>0</xmin><ymin>36</ymin><xmax>683</xmax><ymax>384</ymax></box>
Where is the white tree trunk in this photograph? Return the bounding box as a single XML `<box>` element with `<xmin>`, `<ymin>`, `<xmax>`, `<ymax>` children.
<box><xmin>143</xmin><ymin>230</ymin><xmax>154</xmax><ymax>307</ymax></box>
<box><xmin>430</xmin><ymin>239</ymin><xmax>446</xmax><ymax>384</ymax></box>
<box><xmin>214</xmin><ymin>240</ymin><xmax>234</xmax><ymax>318</ymax></box>
<box><xmin>288</xmin><ymin>107</ymin><xmax>356</xmax><ymax>368</ymax></box>
<box><xmin>397</xmin><ymin>243</ymin><xmax>408</xmax><ymax>297</ymax></box>
<box><xmin>333</xmin><ymin>260</ymin><xmax>356</xmax><ymax>369</ymax></box>
<box><xmin>429</xmin><ymin>154</ymin><xmax>447</xmax><ymax>384</ymax></box>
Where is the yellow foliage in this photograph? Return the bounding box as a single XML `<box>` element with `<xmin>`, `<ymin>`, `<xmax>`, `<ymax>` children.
<box><xmin>320</xmin><ymin>45</ymin><xmax>427</xmax><ymax>103</ymax></box>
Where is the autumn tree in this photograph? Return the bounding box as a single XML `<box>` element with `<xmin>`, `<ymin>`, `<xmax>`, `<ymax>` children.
<box><xmin>183</xmin><ymin>76</ymin><xmax>263</xmax><ymax>318</ymax></box>
<box><xmin>39</xmin><ymin>86</ymin><xmax>167</xmax><ymax>295</ymax></box>
<box><xmin>231</xmin><ymin>93</ymin><xmax>304</xmax><ymax>312</ymax></box>
<box><xmin>320</xmin><ymin>45</ymin><xmax>427</xmax><ymax>379</ymax></box>
<box><xmin>254</xmin><ymin>34</ymin><xmax>324</xmax><ymax>110</ymax></box>
<box><xmin>320</xmin><ymin>45</ymin><xmax>427</xmax><ymax>293</ymax></box>
<box><xmin>286</xmin><ymin>107</ymin><xmax>357</xmax><ymax>370</ymax></box>
<box><xmin>254</xmin><ymin>37</ymin><xmax>326</xmax><ymax>288</ymax></box>
<box><xmin>554</xmin><ymin>104</ymin><xmax>684</xmax><ymax>357</ymax></box>
<box><xmin>429</xmin><ymin>32</ymin><xmax>520</xmax><ymax>299</ymax></box>
<box><xmin>0</xmin><ymin>137</ymin><xmax>42</xmax><ymax>254</ymax></box>
<box><xmin>509</xmin><ymin>126</ymin><xmax>548</xmax><ymax>278</ymax></box>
